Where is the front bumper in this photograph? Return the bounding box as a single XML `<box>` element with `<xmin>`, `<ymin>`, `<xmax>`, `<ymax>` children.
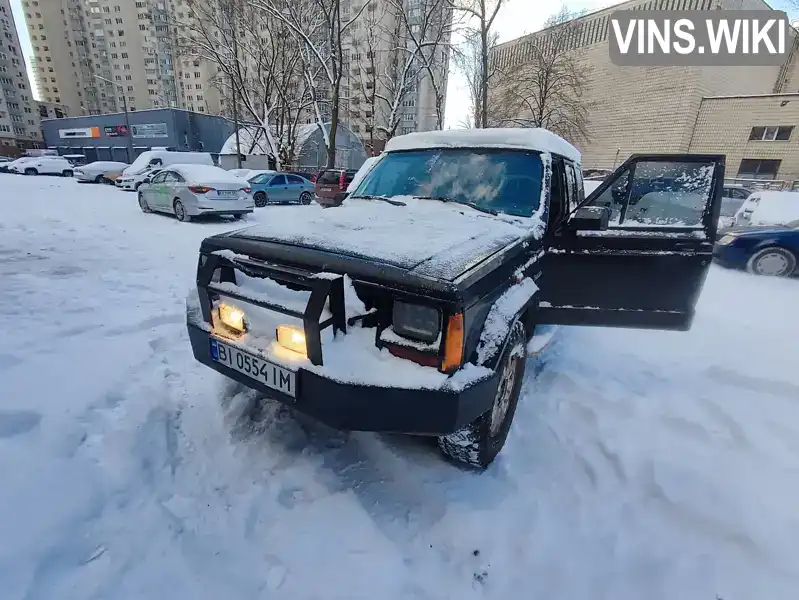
<box><xmin>188</xmin><ymin>322</ymin><xmax>498</xmax><ymax>435</ymax></box>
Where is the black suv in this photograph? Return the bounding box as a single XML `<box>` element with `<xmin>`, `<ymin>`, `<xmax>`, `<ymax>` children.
<box><xmin>186</xmin><ymin>130</ymin><xmax>724</xmax><ymax>468</ymax></box>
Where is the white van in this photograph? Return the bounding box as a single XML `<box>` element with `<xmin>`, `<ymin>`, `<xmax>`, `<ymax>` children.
<box><xmin>733</xmin><ymin>190</ymin><xmax>799</xmax><ymax>227</ymax></box>
<box><xmin>117</xmin><ymin>151</ymin><xmax>214</xmax><ymax>191</ymax></box>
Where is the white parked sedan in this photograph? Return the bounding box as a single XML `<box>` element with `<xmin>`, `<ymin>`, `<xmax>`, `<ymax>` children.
<box><xmin>137</xmin><ymin>164</ymin><xmax>254</xmax><ymax>222</ymax></box>
<box><xmin>73</xmin><ymin>161</ymin><xmax>129</xmax><ymax>183</ymax></box>
<box><xmin>19</xmin><ymin>156</ymin><xmax>75</xmax><ymax>177</ymax></box>
<box><xmin>6</xmin><ymin>157</ymin><xmax>38</xmax><ymax>174</ymax></box>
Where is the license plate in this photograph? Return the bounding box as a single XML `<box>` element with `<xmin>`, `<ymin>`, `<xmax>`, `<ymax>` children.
<box><xmin>217</xmin><ymin>190</ymin><xmax>238</xmax><ymax>197</ymax></box>
<box><xmin>210</xmin><ymin>338</ymin><xmax>296</xmax><ymax>398</ymax></box>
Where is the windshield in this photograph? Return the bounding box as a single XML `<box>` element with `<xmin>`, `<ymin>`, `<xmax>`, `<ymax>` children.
<box><xmin>354</xmin><ymin>149</ymin><xmax>544</xmax><ymax>218</ymax></box>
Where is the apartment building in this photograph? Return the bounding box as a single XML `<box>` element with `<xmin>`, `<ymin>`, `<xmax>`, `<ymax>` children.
<box><xmin>491</xmin><ymin>0</ymin><xmax>799</xmax><ymax>183</ymax></box>
<box><xmin>23</xmin><ymin>0</ymin><xmax>219</xmax><ymax>117</ymax></box>
<box><xmin>341</xmin><ymin>0</ymin><xmax>451</xmax><ymax>153</ymax></box>
<box><xmin>0</xmin><ymin>0</ymin><xmax>41</xmax><ymax>151</ymax></box>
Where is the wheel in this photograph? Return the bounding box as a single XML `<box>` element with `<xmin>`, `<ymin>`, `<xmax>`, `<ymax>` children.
<box><xmin>299</xmin><ymin>191</ymin><xmax>312</xmax><ymax>205</ymax></box>
<box><xmin>138</xmin><ymin>192</ymin><xmax>151</xmax><ymax>213</ymax></box>
<box><xmin>95</xmin><ymin>175</ymin><xmax>105</xmax><ymax>183</ymax></box>
<box><xmin>438</xmin><ymin>320</ymin><xmax>527</xmax><ymax>469</ymax></box>
<box><xmin>173</xmin><ymin>199</ymin><xmax>191</xmax><ymax>222</ymax></box>
<box><xmin>253</xmin><ymin>191</ymin><xmax>267</xmax><ymax>207</ymax></box>
<box><xmin>24</xmin><ymin>168</ymin><xmax>37</xmax><ymax>176</ymax></box>
<box><xmin>63</xmin><ymin>170</ymin><xmax>73</xmax><ymax>177</ymax></box>
<box><xmin>747</xmin><ymin>247</ymin><xmax>797</xmax><ymax>277</ymax></box>
<box><xmin>232</xmin><ymin>214</ymin><xmax>243</xmax><ymax>220</ymax></box>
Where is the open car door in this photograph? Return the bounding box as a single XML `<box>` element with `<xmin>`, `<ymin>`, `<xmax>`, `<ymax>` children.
<box><xmin>538</xmin><ymin>154</ymin><xmax>725</xmax><ymax>331</ymax></box>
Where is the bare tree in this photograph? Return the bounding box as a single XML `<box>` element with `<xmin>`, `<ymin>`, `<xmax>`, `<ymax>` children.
<box><xmin>256</xmin><ymin>0</ymin><xmax>374</xmax><ymax>168</ymax></box>
<box><xmin>492</xmin><ymin>7</ymin><xmax>592</xmax><ymax>143</ymax></box>
<box><xmin>178</xmin><ymin>0</ymin><xmax>309</xmax><ymax>168</ymax></box>
<box><xmin>447</xmin><ymin>0</ymin><xmax>507</xmax><ymax>128</ymax></box>
<box><xmin>388</xmin><ymin>0</ymin><xmax>454</xmax><ymax>130</ymax></box>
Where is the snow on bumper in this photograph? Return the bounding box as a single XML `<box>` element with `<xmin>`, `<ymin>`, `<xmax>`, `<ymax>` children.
<box><xmin>186</xmin><ymin>290</ymin><xmax>498</xmax><ymax>435</ymax></box>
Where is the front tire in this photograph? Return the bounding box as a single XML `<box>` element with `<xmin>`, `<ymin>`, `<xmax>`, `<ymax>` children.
<box><xmin>253</xmin><ymin>191</ymin><xmax>267</xmax><ymax>207</ymax></box>
<box><xmin>747</xmin><ymin>247</ymin><xmax>796</xmax><ymax>277</ymax></box>
<box><xmin>63</xmin><ymin>170</ymin><xmax>73</xmax><ymax>178</ymax></box>
<box><xmin>24</xmin><ymin>168</ymin><xmax>37</xmax><ymax>176</ymax></box>
<box><xmin>300</xmin><ymin>191</ymin><xmax>312</xmax><ymax>205</ymax></box>
<box><xmin>174</xmin><ymin>199</ymin><xmax>191</xmax><ymax>222</ymax></box>
<box><xmin>438</xmin><ymin>320</ymin><xmax>527</xmax><ymax>469</ymax></box>
<box><xmin>138</xmin><ymin>192</ymin><xmax>151</xmax><ymax>213</ymax></box>
<box><xmin>95</xmin><ymin>175</ymin><xmax>105</xmax><ymax>184</ymax></box>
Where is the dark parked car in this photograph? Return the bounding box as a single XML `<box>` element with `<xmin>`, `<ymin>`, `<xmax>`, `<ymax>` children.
<box><xmin>714</xmin><ymin>220</ymin><xmax>799</xmax><ymax>276</ymax></box>
<box><xmin>314</xmin><ymin>168</ymin><xmax>359</xmax><ymax>207</ymax></box>
<box><xmin>185</xmin><ymin>129</ymin><xmax>724</xmax><ymax>468</ymax></box>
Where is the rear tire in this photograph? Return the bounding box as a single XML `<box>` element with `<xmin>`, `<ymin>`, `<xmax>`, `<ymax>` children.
<box><xmin>438</xmin><ymin>320</ymin><xmax>527</xmax><ymax>469</ymax></box>
<box><xmin>24</xmin><ymin>168</ymin><xmax>37</xmax><ymax>176</ymax></box>
<box><xmin>174</xmin><ymin>199</ymin><xmax>191</xmax><ymax>222</ymax></box>
<box><xmin>254</xmin><ymin>191</ymin><xmax>267</xmax><ymax>207</ymax></box>
<box><xmin>747</xmin><ymin>247</ymin><xmax>797</xmax><ymax>277</ymax></box>
<box><xmin>138</xmin><ymin>192</ymin><xmax>151</xmax><ymax>213</ymax></box>
<box><xmin>63</xmin><ymin>170</ymin><xmax>73</xmax><ymax>178</ymax></box>
<box><xmin>300</xmin><ymin>191</ymin><xmax>312</xmax><ymax>205</ymax></box>
<box><xmin>95</xmin><ymin>175</ymin><xmax>105</xmax><ymax>184</ymax></box>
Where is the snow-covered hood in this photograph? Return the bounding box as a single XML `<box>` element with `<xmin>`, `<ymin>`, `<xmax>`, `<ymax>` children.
<box><xmin>231</xmin><ymin>197</ymin><xmax>534</xmax><ymax>281</ymax></box>
<box><xmin>718</xmin><ymin>224</ymin><xmax>790</xmax><ymax>239</ymax></box>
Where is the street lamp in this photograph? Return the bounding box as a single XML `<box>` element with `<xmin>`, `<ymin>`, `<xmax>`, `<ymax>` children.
<box><xmin>94</xmin><ymin>74</ymin><xmax>134</xmax><ymax>163</ymax></box>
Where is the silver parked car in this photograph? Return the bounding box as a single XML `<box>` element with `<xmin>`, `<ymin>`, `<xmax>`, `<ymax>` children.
<box><xmin>137</xmin><ymin>164</ymin><xmax>254</xmax><ymax>222</ymax></box>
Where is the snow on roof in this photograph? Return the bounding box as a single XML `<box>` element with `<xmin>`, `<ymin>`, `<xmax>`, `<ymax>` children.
<box><xmin>170</xmin><ymin>164</ymin><xmax>247</xmax><ymax>184</ymax></box>
<box><xmin>385</xmin><ymin>128</ymin><xmax>581</xmax><ymax>163</ymax></box>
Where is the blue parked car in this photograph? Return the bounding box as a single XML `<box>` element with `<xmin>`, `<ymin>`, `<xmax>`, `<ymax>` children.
<box><xmin>714</xmin><ymin>220</ymin><xmax>799</xmax><ymax>277</ymax></box>
<box><xmin>248</xmin><ymin>172</ymin><xmax>314</xmax><ymax>207</ymax></box>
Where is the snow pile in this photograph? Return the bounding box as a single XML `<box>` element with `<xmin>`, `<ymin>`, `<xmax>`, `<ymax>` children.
<box><xmin>386</xmin><ymin>128</ymin><xmax>581</xmax><ymax>163</ymax></box>
<box><xmin>476</xmin><ymin>278</ymin><xmax>538</xmax><ymax>365</ymax></box>
<box><xmin>239</xmin><ymin>199</ymin><xmax>531</xmax><ymax>279</ymax></box>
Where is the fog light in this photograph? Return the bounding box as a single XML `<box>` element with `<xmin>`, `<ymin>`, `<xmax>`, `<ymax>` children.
<box><xmin>276</xmin><ymin>325</ymin><xmax>306</xmax><ymax>356</ymax></box>
<box><xmin>218</xmin><ymin>303</ymin><xmax>246</xmax><ymax>332</ymax></box>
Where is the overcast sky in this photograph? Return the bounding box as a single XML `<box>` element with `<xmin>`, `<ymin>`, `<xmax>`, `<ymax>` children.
<box><xmin>9</xmin><ymin>0</ymin><xmax>798</xmax><ymax>128</ymax></box>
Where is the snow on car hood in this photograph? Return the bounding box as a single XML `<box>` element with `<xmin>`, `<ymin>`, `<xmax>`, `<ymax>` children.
<box><xmin>234</xmin><ymin>197</ymin><xmax>534</xmax><ymax>280</ymax></box>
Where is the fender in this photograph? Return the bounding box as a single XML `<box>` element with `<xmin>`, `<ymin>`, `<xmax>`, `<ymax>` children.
<box><xmin>473</xmin><ymin>277</ymin><xmax>539</xmax><ymax>369</ymax></box>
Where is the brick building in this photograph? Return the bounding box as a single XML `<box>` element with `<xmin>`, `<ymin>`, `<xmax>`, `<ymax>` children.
<box><xmin>491</xmin><ymin>0</ymin><xmax>799</xmax><ymax>185</ymax></box>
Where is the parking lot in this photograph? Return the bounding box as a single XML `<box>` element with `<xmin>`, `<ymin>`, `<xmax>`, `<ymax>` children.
<box><xmin>1</xmin><ymin>173</ymin><xmax>798</xmax><ymax>599</ymax></box>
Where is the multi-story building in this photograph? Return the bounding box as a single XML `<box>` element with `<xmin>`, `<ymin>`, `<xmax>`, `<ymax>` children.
<box><xmin>0</xmin><ymin>0</ymin><xmax>42</xmax><ymax>151</ymax></box>
<box><xmin>491</xmin><ymin>0</ymin><xmax>799</xmax><ymax>183</ymax></box>
<box><xmin>23</xmin><ymin>0</ymin><xmax>220</xmax><ymax>117</ymax></box>
<box><xmin>340</xmin><ymin>0</ymin><xmax>451</xmax><ymax>153</ymax></box>
<box><xmin>37</xmin><ymin>99</ymin><xmax>69</xmax><ymax>120</ymax></box>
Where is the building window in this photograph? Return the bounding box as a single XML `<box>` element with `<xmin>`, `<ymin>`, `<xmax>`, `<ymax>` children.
<box><xmin>749</xmin><ymin>126</ymin><xmax>793</xmax><ymax>141</ymax></box>
<box><xmin>737</xmin><ymin>159</ymin><xmax>782</xmax><ymax>180</ymax></box>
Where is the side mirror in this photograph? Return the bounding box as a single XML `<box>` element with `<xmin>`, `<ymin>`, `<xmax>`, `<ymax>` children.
<box><xmin>570</xmin><ymin>206</ymin><xmax>610</xmax><ymax>231</ymax></box>
<box><xmin>142</xmin><ymin>177</ymin><xmax>151</xmax><ymax>184</ymax></box>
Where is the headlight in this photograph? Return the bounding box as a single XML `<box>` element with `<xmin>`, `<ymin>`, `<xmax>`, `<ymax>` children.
<box><xmin>717</xmin><ymin>234</ymin><xmax>737</xmax><ymax>245</ymax></box>
<box><xmin>276</xmin><ymin>325</ymin><xmax>306</xmax><ymax>356</ymax></box>
<box><xmin>392</xmin><ymin>301</ymin><xmax>441</xmax><ymax>343</ymax></box>
<box><xmin>218</xmin><ymin>303</ymin><xmax>246</xmax><ymax>332</ymax></box>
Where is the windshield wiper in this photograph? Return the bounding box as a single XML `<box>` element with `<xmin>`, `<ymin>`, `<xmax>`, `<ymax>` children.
<box><xmin>413</xmin><ymin>196</ymin><xmax>497</xmax><ymax>215</ymax></box>
<box><xmin>350</xmin><ymin>194</ymin><xmax>407</xmax><ymax>206</ymax></box>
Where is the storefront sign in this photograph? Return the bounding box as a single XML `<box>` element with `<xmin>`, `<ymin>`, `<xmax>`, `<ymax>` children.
<box><xmin>58</xmin><ymin>127</ymin><xmax>100</xmax><ymax>139</ymax></box>
<box><xmin>104</xmin><ymin>125</ymin><xmax>129</xmax><ymax>137</ymax></box>
<box><xmin>132</xmin><ymin>123</ymin><xmax>169</xmax><ymax>138</ymax></box>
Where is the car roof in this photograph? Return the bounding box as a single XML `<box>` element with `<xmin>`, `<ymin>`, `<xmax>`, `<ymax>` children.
<box><xmin>384</xmin><ymin>128</ymin><xmax>581</xmax><ymax>163</ymax></box>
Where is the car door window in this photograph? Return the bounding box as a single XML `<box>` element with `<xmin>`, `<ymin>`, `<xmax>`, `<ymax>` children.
<box><xmin>286</xmin><ymin>175</ymin><xmax>304</xmax><ymax>185</ymax></box>
<box><xmin>251</xmin><ymin>174</ymin><xmax>268</xmax><ymax>184</ymax></box>
<box><xmin>151</xmin><ymin>172</ymin><xmax>167</xmax><ymax>184</ymax></box>
<box><xmin>564</xmin><ymin>162</ymin><xmax>583</xmax><ymax>215</ymax></box>
<box><xmin>269</xmin><ymin>175</ymin><xmax>287</xmax><ymax>187</ymax></box>
<box><xmin>584</xmin><ymin>161</ymin><xmax>713</xmax><ymax>227</ymax></box>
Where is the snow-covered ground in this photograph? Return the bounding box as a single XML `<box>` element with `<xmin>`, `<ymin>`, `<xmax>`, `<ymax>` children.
<box><xmin>1</xmin><ymin>174</ymin><xmax>797</xmax><ymax>599</ymax></box>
